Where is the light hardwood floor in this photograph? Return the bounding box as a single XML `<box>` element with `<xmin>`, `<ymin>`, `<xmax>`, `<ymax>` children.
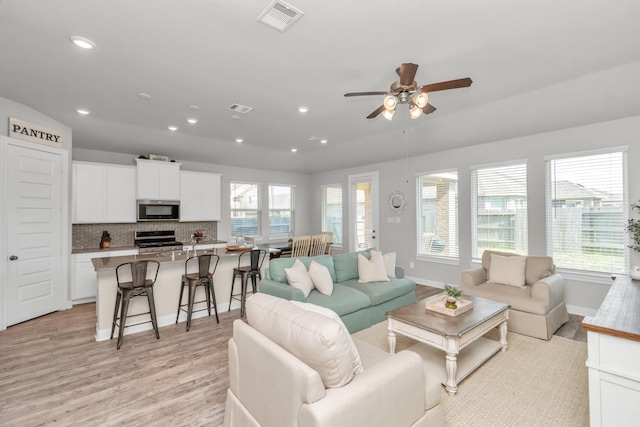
<box><xmin>0</xmin><ymin>285</ymin><xmax>584</xmax><ymax>426</ymax></box>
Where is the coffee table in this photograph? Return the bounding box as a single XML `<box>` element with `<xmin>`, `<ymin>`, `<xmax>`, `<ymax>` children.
<box><xmin>387</xmin><ymin>294</ymin><xmax>509</xmax><ymax>396</ymax></box>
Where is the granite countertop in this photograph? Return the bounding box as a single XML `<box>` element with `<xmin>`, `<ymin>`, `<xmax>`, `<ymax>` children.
<box><xmin>91</xmin><ymin>249</ymin><xmax>246</xmax><ymax>271</ymax></box>
<box><xmin>72</xmin><ymin>245</ymin><xmax>138</xmax><ymax>255</ymax></box>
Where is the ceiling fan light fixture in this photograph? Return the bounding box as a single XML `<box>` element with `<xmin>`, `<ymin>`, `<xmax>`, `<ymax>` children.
<box><xmin>383</xmin><ymin>95</ymin><xmax>398</xmax><ymax>111</ymax></box>
<box><xmin>382</xmin><ymin>109</ymin><xmax>395</xmax><ymax>121</ymax></box>
<box><xmin>409</xmin><ymin>105</ymin><xmax>423</xmax><ymax>120</ymax></box>
<box><xmin>413</xmin><ymin>93</ymin><xmax>428</xmax><ymax>108</ymax></box>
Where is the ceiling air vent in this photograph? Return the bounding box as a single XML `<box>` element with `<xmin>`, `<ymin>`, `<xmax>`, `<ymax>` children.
<box><xmin>228</xmin><ymin>103</ymin><xmax>253</xmax><ymax>114</ymax></box>
<box><xmin>257</xmin><ymin>0</ymin><xmax>304</xmax><ymax>32</ymax></box>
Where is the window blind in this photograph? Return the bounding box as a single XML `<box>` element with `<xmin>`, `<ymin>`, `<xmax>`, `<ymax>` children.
<box><xmin>471</xmin><ymin>162</ymin><xmax>528</xmax><ymax>258</ymax></box>
<box><xmin>322</xmin><ymin>185</ymin><xmax>342</xmax><ymax>245</ymax></box>
<box><xmin>546</xmin><ymin>150</ymin><xmax>628</xmax><ymax>273</ymax></box>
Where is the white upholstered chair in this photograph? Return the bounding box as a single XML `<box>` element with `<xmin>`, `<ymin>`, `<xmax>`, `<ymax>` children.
<box><xmin>461</xmin><ymin>250</ymin><xmax>569</xmax><ymax>340</ymax></box>
<box><xmin>223</xmin><ymin>293</ymin><xmax>444</xmax><ymax>427</ymax></box>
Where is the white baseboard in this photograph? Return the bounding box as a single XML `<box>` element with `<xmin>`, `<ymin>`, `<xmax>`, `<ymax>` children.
<box><xmin>566</xmin><ymin>304</ymin><xmax>598</xmax><ymax>318</ymax></box>
<box><xmin>95</xmin><ymin>300</ymin><xmax>242</xmax><ymax>341</ymax></box>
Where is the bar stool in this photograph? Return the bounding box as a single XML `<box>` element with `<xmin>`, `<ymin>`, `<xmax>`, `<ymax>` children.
<box><xmin>110</xmin><ymin>260</ymin><xmax>160</xmax><ymax>350</ymax></box>
<box><xmin>176</xmin><ymin>254</ymin><xmax>220</xmax><ymax>331</ymax></box>
<box><xmin>229</xmin><ymin>249</ymin><xmax>267</xmax><ymax>317</ymax></box>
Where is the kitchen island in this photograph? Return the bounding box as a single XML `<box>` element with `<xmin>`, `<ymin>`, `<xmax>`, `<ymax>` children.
<box><xmin>92</xmin><ymin>248</ymin><xmax>269</xmax><ymax>341</ymax></box>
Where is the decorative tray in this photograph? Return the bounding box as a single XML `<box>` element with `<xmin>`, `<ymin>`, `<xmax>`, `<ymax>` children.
<box><xmin>226</xmin><ymin>246</ymin><xmax>253</xmax><ymax>252</ymax></box>
<box><xmin>425</xmin><ymin>295</ymin><xmax>474</xmax><ymax>317</ymax></box>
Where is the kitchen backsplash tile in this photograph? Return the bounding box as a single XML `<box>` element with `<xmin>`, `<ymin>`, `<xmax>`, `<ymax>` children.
<box><xmin>73</xmin><ymin>222</ymin><xmax>217</xmax><ymax>250</ymax></box>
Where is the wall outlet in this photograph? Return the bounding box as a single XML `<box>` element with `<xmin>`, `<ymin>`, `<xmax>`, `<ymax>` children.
<box><xmin>409</xmin><ymin>261</ymin><xmax>415</xmax><ymax>269</ymax></box>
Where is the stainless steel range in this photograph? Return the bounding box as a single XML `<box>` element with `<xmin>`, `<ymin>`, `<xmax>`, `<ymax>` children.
<box><xmin>134</xmin><ymin>230</ymin><xmax>183</xmax><ymax>253</ymax></box>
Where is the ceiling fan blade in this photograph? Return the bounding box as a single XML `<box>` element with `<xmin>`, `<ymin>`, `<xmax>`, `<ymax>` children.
<box><xmin>366</xmin><ymin>105</ymin><xmax>385</xmax><ymax>119</ymax></box>
<box><xmin>422</xmin><ymin>104</ymin><xmax>437</xmax><ymax>114</ymax></box>
<box><xmin>399</xmin><ymin>63</ymin><xmax>419</xmax><ymax>86</ymax></box>
<box><xmin>344</xmin><ymin>91</ymin><xmax>389</xmax><ymax>97</ymax></box>
<box><xmin>420</xmin><ymin>77</ymin><xmax>473</xmax><ymax>93</ymax></box>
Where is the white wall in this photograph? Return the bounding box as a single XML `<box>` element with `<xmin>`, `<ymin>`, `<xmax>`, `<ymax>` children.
<box><xmin>72</xmin><ymin>148</ymin><xmax>312</xmax><ymax>242</ymax></box>
<box><xmin>311</xmin><ymin>115</ymin><xmax>640</xmax><ymax>315</ymax></box>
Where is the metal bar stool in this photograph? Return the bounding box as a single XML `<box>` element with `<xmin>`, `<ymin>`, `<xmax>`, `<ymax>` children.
<box><xmin>176</xmin><ymin>253</ymin><xmax>220</xmax><ymax>331</ymax></box>
<box><xmin>110</xmin><ymin>260</ymin><xmax>160</xmax><ymax>349</ymax></box>
<box><xmin>229</xmin><ymin>249</ymin><xmax>267</xmax><ymax>317</ymax></box>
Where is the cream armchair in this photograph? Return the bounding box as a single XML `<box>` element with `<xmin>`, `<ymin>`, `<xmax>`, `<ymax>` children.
<box><xmin>224</xmin><ymin>293</ymin><xmax>444</xmax><ymax>427</ymax></box>
<box><xmin>461</xmin><ymin>250</ymin><xmax>569</xmax><ymax>340</ymax></box>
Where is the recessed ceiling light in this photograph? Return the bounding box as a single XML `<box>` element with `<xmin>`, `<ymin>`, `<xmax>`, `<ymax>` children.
<box><xmin>76</xmin><ymin>109</ymin><xmax>90</xmax><ymax>115</ymax></box>
<box><xmin>168</xmin><ymin>126</ymin><xmax>178</xmax><ymax>131</ymax></box>
<box><xmin>187</xmin><ymin>118</ymin><xmax>198</xmax><ymax>124</ymax></box>
<box><xmin>291</xmin><ymin>148</ymin><xmax>298</xmax><ymax>152</ymax></box>
<box><xmin>298</xmin><ymin>106</ymin><xmax>309</xmax><ymax>113</ymax></box>
<box><xmin>70</xmin><ymin>36</ymin><xmax>96</xmax><ymax>49</ymax></box>
<box><xmin>138</xmin><ymin>92</ymin><xmax>152</xmax><ymax>100</ymax></box>
<box><xmin>235</xmin><ymin>138</ymin><xmax>244</xmax><ymax>143</ymax></box>
<box><xmin>231</xmin><ymin>115</ymin><xmax>240</xmax><ymax>120</ymax></box>
<box><xmin>320</xmin><ymin>139</ymin><xmax>328</xmax><ymax>144</ymax></box>
<box><xmin>189</xmin><ymin>105</ymin><xmax>200</xmax><ymax>111</ymax></box>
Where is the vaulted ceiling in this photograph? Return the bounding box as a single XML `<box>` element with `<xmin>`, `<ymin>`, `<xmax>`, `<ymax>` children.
<box><xmin>1</xmin><ymin>0</ymin><xmax>639</xmax><ymax>173</ymax></box>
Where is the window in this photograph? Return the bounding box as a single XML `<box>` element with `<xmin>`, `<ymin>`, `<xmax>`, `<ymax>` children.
<box><xmin>268</xmin><ymin>184</ymin><xmax>294</xmax><ymax>236</ymax></box>
<box><xmin>416</xmin><ymin>171</ymin><xmax>458</xmax><ymax>258</ymax></box>
<box><xmin>230</xmin><ymin>182</ymin><xmax>260</xmax><ymax>237</ymax></box>
<box><xmin>471</xmin><ymin>162</ymin><xmax>528</xmax><ymax>258</ymax></box>
<box><xmin>322</xmin><ymin>184</ymin><xmax>342</xmax><ymax>245</ymax></box>
<box><xmin>546</xmin><ymin>149</ymin><xmax>628</xmax><ymax>274</ymax></box>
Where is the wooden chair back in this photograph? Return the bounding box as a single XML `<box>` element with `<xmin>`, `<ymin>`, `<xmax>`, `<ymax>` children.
<box><xmin>290</xmin><ymin>236</ymin><xmax>311</xmax><ymax>257</ymax></box>
<box><xmin>309</xmin><ymin>234</ymin><xmax>328</xmax><ymax>257</ymax></box>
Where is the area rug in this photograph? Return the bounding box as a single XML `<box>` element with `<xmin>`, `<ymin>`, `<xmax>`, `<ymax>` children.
<box><xmin>353</xmin><ymin>322</ymin><xmax>589</xmax><ymax>427</ymax></box>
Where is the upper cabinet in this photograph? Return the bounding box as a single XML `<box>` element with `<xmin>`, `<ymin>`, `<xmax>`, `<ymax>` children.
<box><xmin>72</xmin><ymin>162</ymin><xmax>137</xmax><ymax>224</ymax></box>
<box><xmin>180</xmin><ymin>171</ymin><xmax>222</xmax><ymax>221</ymax></box>
<box><xmin>135</xmin><ymin>158</ymin><xmax>181</xmax><ymax>201</ymax></box>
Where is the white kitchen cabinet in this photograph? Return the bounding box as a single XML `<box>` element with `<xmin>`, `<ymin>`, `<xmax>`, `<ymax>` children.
<box><xmin>136</xmin><ymin>158</ymin><xmax>181</xmax><ymax>201</ymax></box>
<box><xmin>583</xmin><ymin>275</ymin><xmax>640</xmax><ymax>427</ymax></box>
<box><xmin>72</xmin><ymin>161</ymin><xmax>137</xmax><ymax>224</ymax></box>
<box><xmin>179</xmin><ymin>170</ymin><xmax>222</xmax><ymax>221</ymax></box>
<box><xmin>72</xmin><ymin>249</ymin><xmax>138</xmax><ymax>302</ymax></box>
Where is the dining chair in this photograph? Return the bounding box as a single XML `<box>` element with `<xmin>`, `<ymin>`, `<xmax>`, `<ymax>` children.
<box><xmin>320</xmin><ymin>231</ymin><xmax>334</xmax><ymax>254</ymax></box>
<box><xmin>309</xmin><ymin>233</ymin><xmax>328</xmax><ymax>257</ymax></box>
<box><xmin>290</xmin><ymin>235</ymin><xmax>312</xmax><ymax>257</ymax></box>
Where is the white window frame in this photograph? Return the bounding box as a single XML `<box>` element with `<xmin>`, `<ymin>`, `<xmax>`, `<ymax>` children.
<box><xmin>545</xmin><ymin>147</ymin><xmax>628</xmax><ymax>278</ymax></box>
<box><xmin>230</xmin><ymin>181</ymin><xmax>261</xmax><ymax>238</ymax></box>
<box><xmin>268</xmin><ymin>184</ymin><xmax>295</xmax><ymax>240</ymax></box>
<box><xmin>470</xmin><ymin>160</ymin><xmax>528</xmax><ymax>261</ymax></box>
<box><xmin>322</xmin><ymin>184</ymin><xmax>343</xmax><ymax>246</ymax></box>
<box><xmin>415</xmin><ymin>169</ymin><xmax>459</xmax><ymax>263</ymax></box>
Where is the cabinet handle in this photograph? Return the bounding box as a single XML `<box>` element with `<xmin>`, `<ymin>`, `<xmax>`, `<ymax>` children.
<box><xmin>9</xmin><ymin>255</ymin><xmax>18</xmax><ymax>261</ymax></box>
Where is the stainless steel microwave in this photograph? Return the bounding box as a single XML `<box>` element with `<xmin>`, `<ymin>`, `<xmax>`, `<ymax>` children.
<box><xmin>137</xmin><ymin>200</ymin><xmax>180</xmax><ymax>222</ymax></box>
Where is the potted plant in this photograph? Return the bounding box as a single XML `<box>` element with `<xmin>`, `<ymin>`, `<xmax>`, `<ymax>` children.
<box><xmin>627</xmin><ymin>201</ymin><xmax>640</xmax><ymax>279</ymax></box>
<box><xmin>444</xmin><ymin>285</ymin><xmax>463</xmax><ymax>309</ymax></box>
<box><xmin>626</xmin><ymin>201</ymin><xmax>640</xmax><ymax>252</ymax></box>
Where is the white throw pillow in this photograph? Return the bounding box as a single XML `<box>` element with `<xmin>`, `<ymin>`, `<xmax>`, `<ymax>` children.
<box><xmin>382</xmin><ymin>251</ymin><xmax>397</xmax><ymax>278</ymax></box>
<box><xmin>489</xmin><ymin>254</ymin><xmax>527</xmax><ymax>288</ymax></box>
<box><xmin>291</xmin><ymin>301</ymin><xmax>364</xmax><ymax>375</ymax></box>
<box><xmin>308</xmin><ymin>261</ymin><xmax>334</xmax><ymax>296</ymax></box>
<box><xmin>285</xmin><ymin>259</ymin><xmax>315</xmax><ymax>297</ymax></box>
<box><xmin>358</xmin><ymin>250</ymin><xmax>390</xmax><ymax>283</ymax></box>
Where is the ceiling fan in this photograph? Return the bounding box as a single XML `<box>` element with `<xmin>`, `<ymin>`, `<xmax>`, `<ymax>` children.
<box><xmin>344</xmin><ymin>63</ymin><xmax>472</xmax><ymax>120</ymax></box>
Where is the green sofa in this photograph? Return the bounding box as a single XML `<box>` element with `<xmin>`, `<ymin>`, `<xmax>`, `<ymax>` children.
<box><xmin>258</xmin><ymin>249</ymin><xmax>417</xmax><ymax>333</ymax></box>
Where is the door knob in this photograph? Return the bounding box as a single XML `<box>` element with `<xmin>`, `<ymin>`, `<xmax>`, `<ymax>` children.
<box><xmin>9</xmin><ymin>255</ymin><xmax>18</xmax><ymax>261</ymax></box>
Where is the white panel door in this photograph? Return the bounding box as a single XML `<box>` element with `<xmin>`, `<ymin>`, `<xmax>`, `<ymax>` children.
<box><xmin>6</xmin><ymin>144</ymin><xmax>64</xmax><ymax>325</ymax></box>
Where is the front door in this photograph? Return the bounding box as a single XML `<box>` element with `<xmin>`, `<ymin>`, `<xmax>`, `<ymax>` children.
<box><xmin>348</xmin><ymin>172</ymin><xmax>379</xmax><ymax>252</ymax></box>
<box><xmin>4</xmin><ymin>139</ymin><xmax>65</xmax><ymax>326</ymax></box>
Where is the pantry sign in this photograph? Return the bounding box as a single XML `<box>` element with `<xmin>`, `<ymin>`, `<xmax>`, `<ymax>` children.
<box><xmin>9</xmin><ymin>117</ymin><xmax>63</xmax><ymax>148</ymax></box>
